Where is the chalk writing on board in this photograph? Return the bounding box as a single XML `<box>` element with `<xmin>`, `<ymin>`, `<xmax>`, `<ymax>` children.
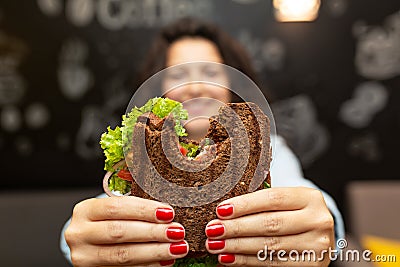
<box><xmin>37</xmin><ymin>0</ymin><xmax>214</xmax><ymax>29</ymax></box>
<box><xmin>58</xmin><ymin>38</ymin><xmax>93</xmax><ymax>101</ymax></box>
<box><xmin>237</xmin><ymin>29</ymin><xmax>286</xmax><ymax>72</ymax></box>
<box><xmin>0</xmin><ymin>31</ymin><xmax>27</xmax><ymax>106</ymax></box>
<box><xmin>339</xmin><ymin>82</ymin><xmax>388</xmax><ymax>129</ymax></box>
<box><xmin>25</xmin><ymin>102</ymin><xmax>50</xmax><ymax>129</ymax></box>
<box><xmin>272</xmin><ymin>94</ymin><xmax>329</xmax><ymax>167</ymax></box>
<box><xmin>354</xmin><ymin>10</ymin><xmax>400</xmax><ymax>80</ymax></box>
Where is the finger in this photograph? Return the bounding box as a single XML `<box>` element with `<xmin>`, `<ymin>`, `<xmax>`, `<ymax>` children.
<box><xmin>84</xmin><ymin>221</ymin><xmax>185</xmax><ymax>244</ymax></box>
<box><xmin>218</xmin><ymin>253</ymin><xmax>320</xmax><ymax>266</ymax></box>
<box><xmin>216</xmin><ymin>187</ymin><xmax>317</xmax><ymax>219</ymax></box>
<box><xmin>206</xmin><ymin>210</ymin><xmax>314</xmax><ymax>239</ymax></box>
<box><xmin>84</xmin><ymin>241</ymin><xmax>188</xmax><ymax>266</ymax></box>
<box><xmin>206</xmin><ymin>233</ymin><xmax>332</xmax><ymax>255</ymax></box>
<box><xmin>74</xmin><ymin>196</ymin><xmax>174</xmax><ymax>222</ymax></box>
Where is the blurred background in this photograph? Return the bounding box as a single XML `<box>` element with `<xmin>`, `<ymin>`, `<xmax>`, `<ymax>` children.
<box><xmin>0</xmin><ymin>0</ymin><xmax>399</xmax><ymax>266</ymax></box>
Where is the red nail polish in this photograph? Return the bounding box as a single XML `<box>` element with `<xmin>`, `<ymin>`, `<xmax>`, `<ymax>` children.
<box><xmin>205</xmin><ymin>223</ymin><xmax>225</xmax><ymax>238</ymax></box>
<box><xmin>220</xmin><ymin>253</ymin><xmax>235</xmax><ymax>264</ymax></box>
<box><xmin>216</xmin><ymin>204</ymin><xmax>233</xmax><ymax>217</ymax></box>
<box><xmin>207</xmin><ymin>239</ymin><xmax>225</xmax><ymax>250</ymax></box>
<box><xmin>169</xmin><ymin>241</ymin><xmax>188</xmax><ymax>255</ymax></box>
<box><xmin>156</xmin><ymin>208</ymin><xmax>174</xmax><ymax>221</ymax></box>
<box><xmin>166</xmin><ymin>226</ymin><xmax>185</xmax><ymax>240</ymax></box>
<box><xmin>160</xmin><ymin>259</ymin><xmax>175</xmax><ymax>266</ymax></box>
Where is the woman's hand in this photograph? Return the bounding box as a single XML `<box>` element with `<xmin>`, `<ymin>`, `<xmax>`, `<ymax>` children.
<box><xmin>64</xmin><ymin>196</ymin><xmax>188</xmax><ymax>267</ymax></box>
<box><xmin>205</xmin><ymin>187</ymin><xmax>335</xmax><ymax>266</ymax></box>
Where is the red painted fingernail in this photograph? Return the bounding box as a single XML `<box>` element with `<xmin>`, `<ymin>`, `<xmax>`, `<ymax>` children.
<box><xmin>169</xmin><ymin>241</ymin><xmax>188</xmax><ymax>255</ymax></box>
<box><xmin>207</xmin><ymin>239</ymin><xmax>225</xmax><ymax>250</ymax></box>
<box><xmin>220</xmin><ymin>253</ymin><xmax>235</xmax><ymax>264</ymax></box>
<box><xmin>166</xmin><ymin>226</ymin><xmax>185</xmax><ymax>240</ymax></box>
<box><xmin>160</xmin><ymin>259</ymin><xmax>175</xmax><ymax>266</ymax></box>
<box><xmin>217</xmin><ymin>204</ymin><xmax>233</xmax><ymax>217</ymax></box>
<box><xmin>156</xmin><ymin>208</ymin><xmax>174</xmax><ymax>221</ymax></box>
<box><xmin>205</xmin><ymin>223</ymin><xmax>225</xmax><ymax>237</ymax></box>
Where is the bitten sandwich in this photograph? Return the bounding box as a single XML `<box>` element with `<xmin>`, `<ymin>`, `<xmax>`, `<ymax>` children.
<box><xmin>100</xmin><ymin>97</ymin><xmax>272</xmax><ymax>266</ymax></box>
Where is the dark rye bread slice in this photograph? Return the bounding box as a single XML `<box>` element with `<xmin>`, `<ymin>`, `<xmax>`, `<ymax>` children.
<box><xmin>128</xmin><ymin>102</ymin><xmax>271</xmax><ymax>256</ymax></box>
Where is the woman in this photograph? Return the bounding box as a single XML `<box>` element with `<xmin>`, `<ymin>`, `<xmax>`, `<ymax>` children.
<box><xmin>62</xmin><ymin>17</ymin><xmax>344</xmax><ymax>266</ymax></box>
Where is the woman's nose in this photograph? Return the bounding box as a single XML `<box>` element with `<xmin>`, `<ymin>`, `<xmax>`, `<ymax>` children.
<box><xmin>185</xmin><ymin>83</ymin><xmax>206</xmax><ymax>98</ymax></box>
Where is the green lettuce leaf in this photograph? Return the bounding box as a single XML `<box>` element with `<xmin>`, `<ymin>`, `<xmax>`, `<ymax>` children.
<box><xmin>108</xmin><ymin>173</ymin><xmax>132</xmax><ymax>194</ymax></box>
<box><xmin>152</xmin><ymin>97</ymin><xmax>188</xmax><ymax>137</ymax></box>
<box><xmin>152</xmin><ymin>97</ymin><xmax>180</xmax><ymax>118</ymax></box>
<box><xmin>174</xmin><ymin>254</ymin><xmax>218</xmax><ymax>267</ymax></box>
<box><xmin>121</xmin><ymin>98</ymin><xmax>157</xmax><ymax>154</ymax></box>
<box><xmin>100</xmin><ymin>126</ymin><xmax>123</xmax><ymax>172</ymax></box>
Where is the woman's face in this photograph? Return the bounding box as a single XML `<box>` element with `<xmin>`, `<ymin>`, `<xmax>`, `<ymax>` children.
<box><xmin>163</xmin><ymin>37</ymin><xmax>231</xmax><ymax>102</ymax></box>
<box><xmin>162</xmin><ymin>37</ymin><xmax>232</xmax><ymax>139</ymax></box>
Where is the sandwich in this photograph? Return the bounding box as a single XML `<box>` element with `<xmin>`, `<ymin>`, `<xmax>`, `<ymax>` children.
<box><xmin>100</xmin><ymin>97</ymin><xmax>272</xmax><ymax>266</ymax></box>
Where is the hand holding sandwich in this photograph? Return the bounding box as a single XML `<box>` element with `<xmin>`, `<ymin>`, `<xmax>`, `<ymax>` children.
<box><xmin>64</xmin><ymin>196</ymin><xmax>188</xmax><ymax>266</ymax></box>
<box><xmin>205</xmin><ymin>187</ymin><xmax>335</xmax><ymax>266</ymax></box>
<box><xmin>64</xmin><ymin>187</ymin><xmax>335</xmax><ymax>267</ymax></box>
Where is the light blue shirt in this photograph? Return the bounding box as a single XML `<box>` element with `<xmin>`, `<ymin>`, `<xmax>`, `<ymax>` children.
<box><xmin>60</xmin><ymin>135</ymin><xmax>345</xmax><ymax>262</ymax></box>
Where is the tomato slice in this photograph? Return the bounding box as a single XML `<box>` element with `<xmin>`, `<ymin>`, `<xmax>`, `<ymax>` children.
<box><xmin>179</xmin><ymin>146</ymin><xmax>188</xmax><ymax>156</ymax></box>
<box><xmin>117</xmin><ymin>169</ymin><xmax>133</xmax><ymax>182</ymax></box>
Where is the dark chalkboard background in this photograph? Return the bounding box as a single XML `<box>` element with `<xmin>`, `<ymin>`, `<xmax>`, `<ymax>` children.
<box><xmin>0</xmin><ymin>0</ymin><xmax>399</xmax><ymax>228</ymax></box>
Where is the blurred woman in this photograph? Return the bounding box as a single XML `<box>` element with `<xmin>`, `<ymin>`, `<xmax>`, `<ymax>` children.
<box><xmin>62</xmin><ymin>17</ymin><xmax>344</xmax><ymax>267</ymax></box>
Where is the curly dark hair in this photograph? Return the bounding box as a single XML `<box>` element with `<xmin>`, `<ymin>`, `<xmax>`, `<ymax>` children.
<box><xmin>136</xmin><ymin>17</ymin><xmax>261</xmax><ymax>95</ymax></box>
